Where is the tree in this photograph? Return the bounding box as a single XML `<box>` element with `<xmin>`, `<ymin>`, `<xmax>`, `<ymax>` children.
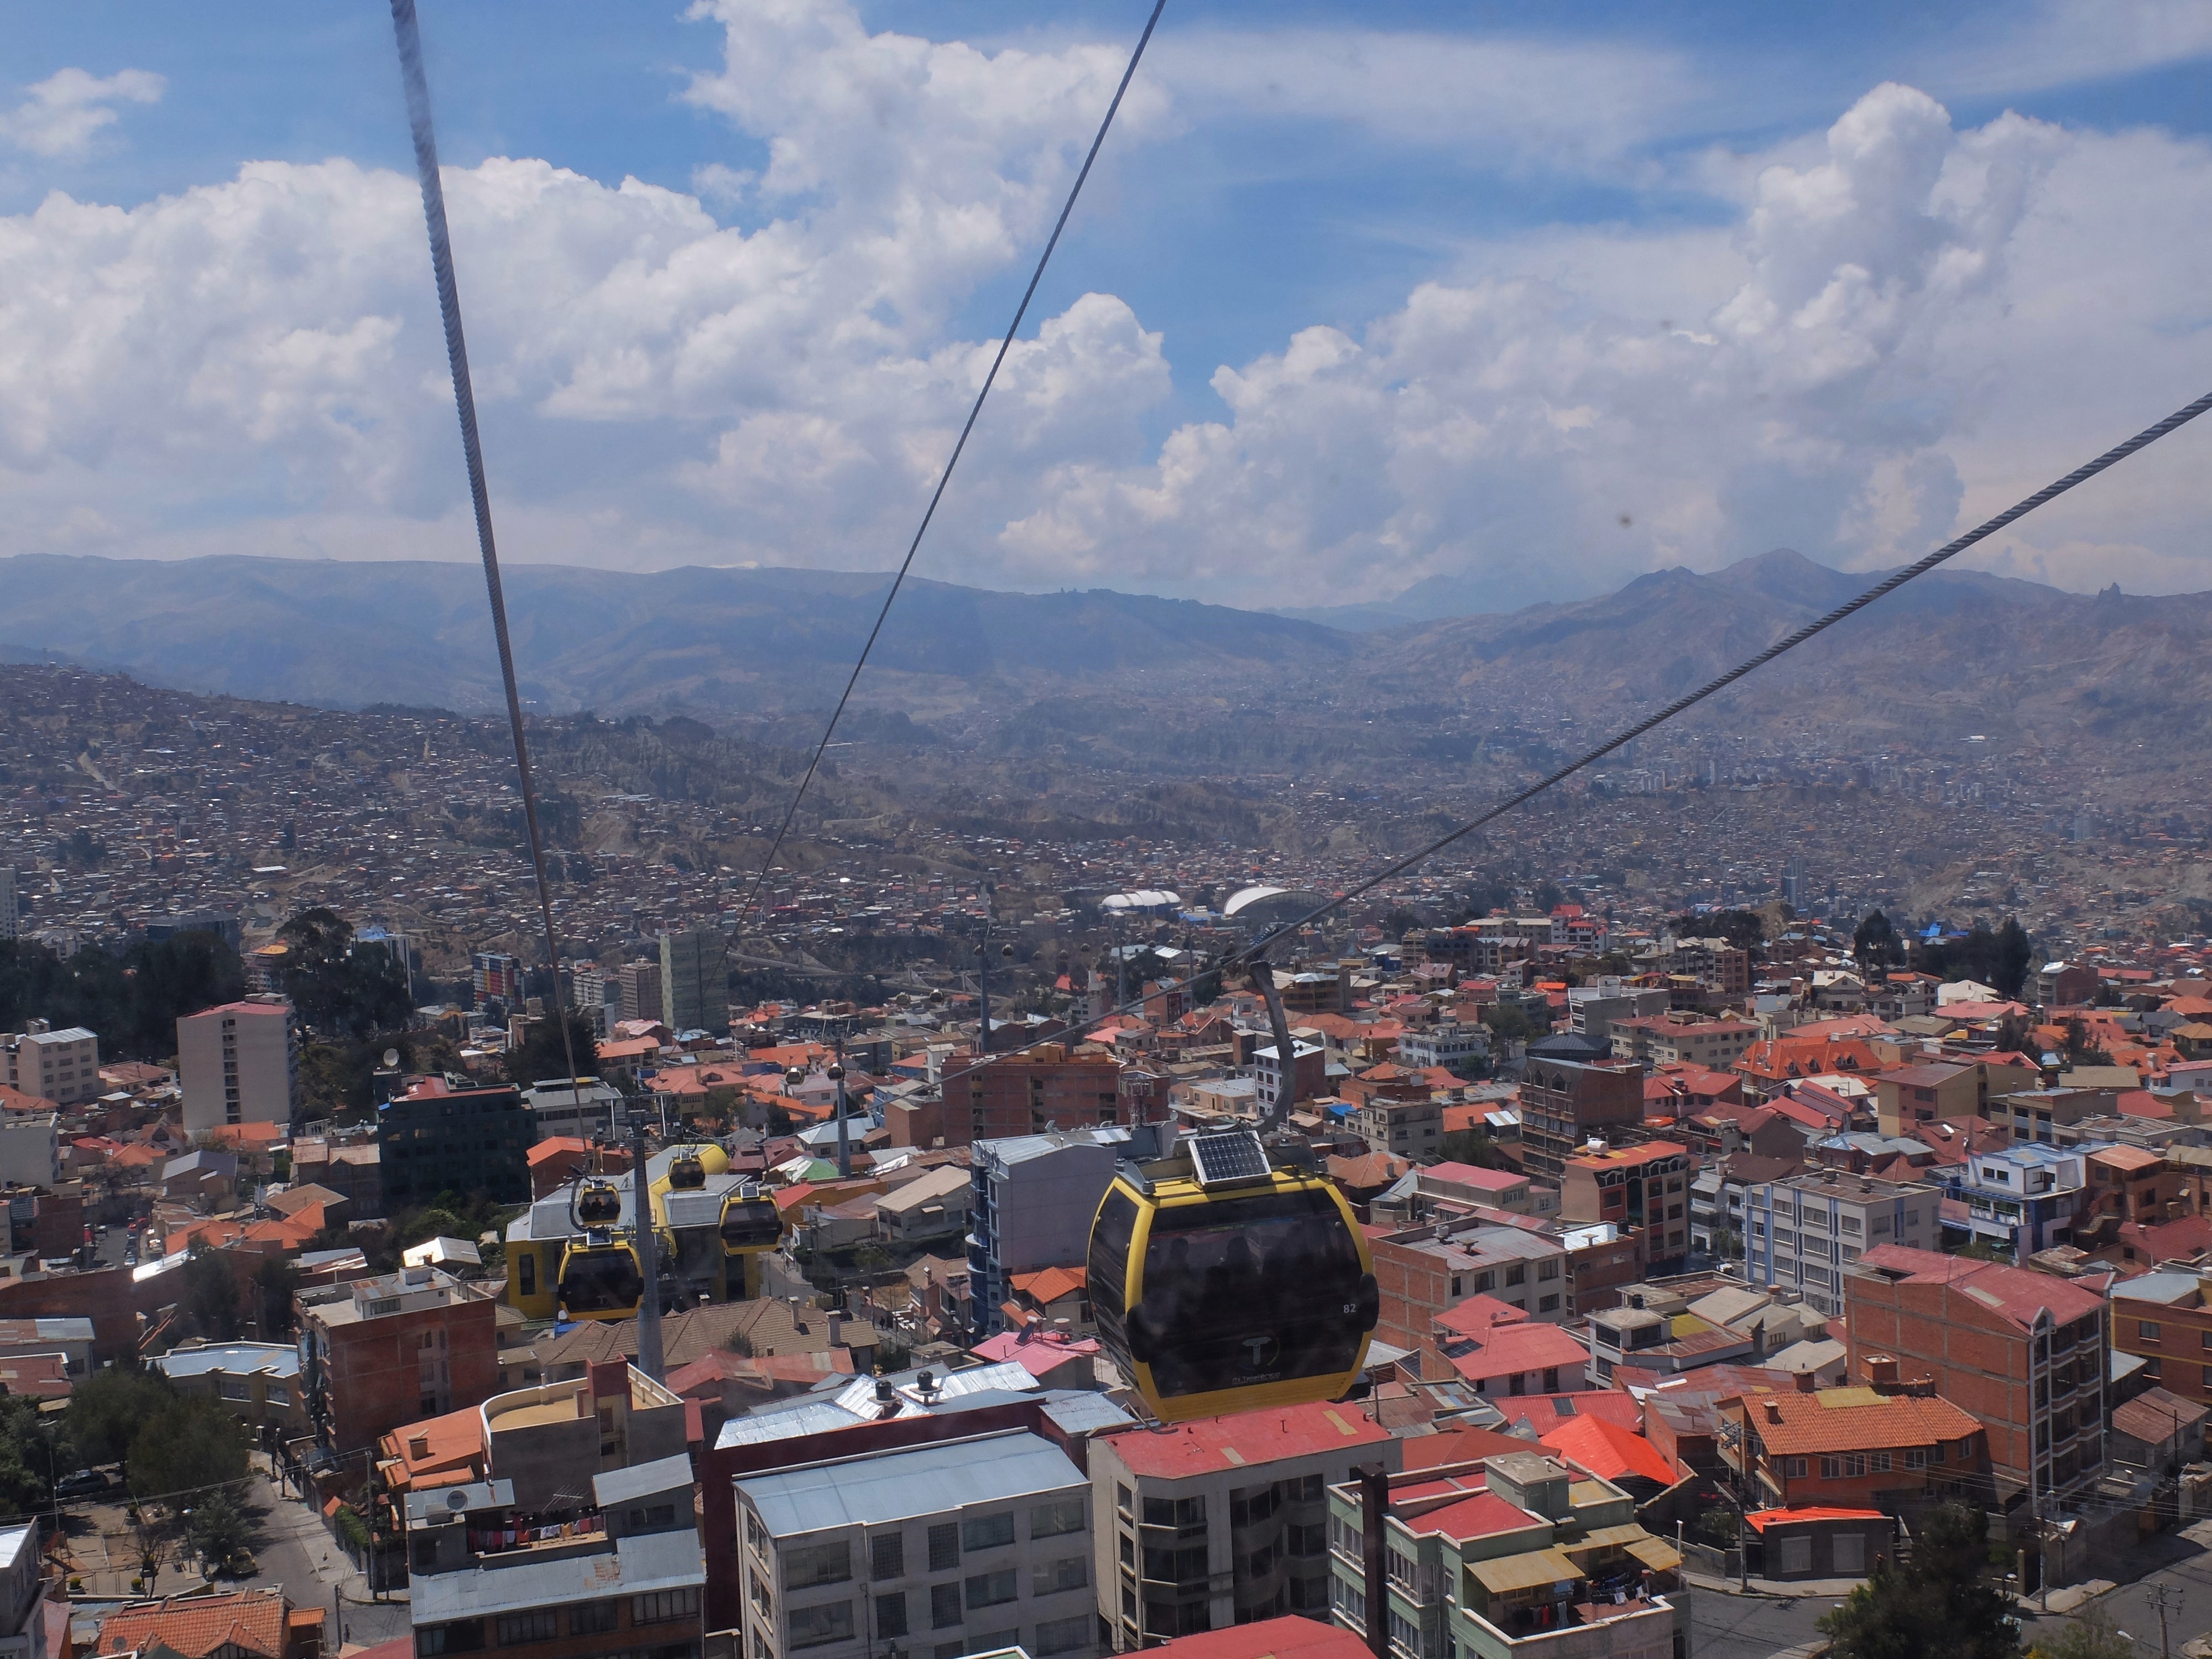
<box><xmin>253</xmin><ymin>1258</ymin><xmax>302</xmax><ymax>1340</ymax></box>
<box><xmin>1819</xmin><ymin>1502</ymin><xmax>2020</xmax><ymax>1659</ymax></box>
<box><xmin>128</xmin><ymin>1394</ymin><xmax>248</xmax><ymax>1503</ymax></box>
<box><xmin>275</xmin><ymin>908</ymin><xmax>411</xmax><ymax>1039</ymax></box>
<box><xmin>71</xmin><ymin>1369</ymin><xmax>173</xmax><ymax>1471</ymax></box>
<box><xmin>2026</xmin><ymin>1605</ymin><xmax>2133</xmax><ymax>1659</ymax></box>
<box><xmin>1673</xmin><ymin>908</ymin><xmax>1765</xmax><ymax>953</ymax></box>
<box><xmin>504</xmin><ymin>1009</ymin><xmax>601</xmax><ymax>1089</ymax></box>
<box><xmin>186</xmin><ymin>1489</ymin><xmax>248</xmax><ymax>1572</ymax></box>
<box><xmin>1480</xmin><ymin>1003</ymin><xmax>1541</xmax><ymax>1045</ymax></box>
<box><xmin>1994</xmin><ymin>917</ymin><xmax>2034</xmax><ymax>1001</ymax></box>
<box><xmin>2062</xmin><ymin>1019</ymin><xmax>2110</xmax><ymax>1067</ymax></box>
<box><xmin>1436</xmin><ymin>1129</ymin><xmax>1506</xmax><ymax>1169</ymax></box>
<box><xmin>1854</xmin><ymin>910</ymin><xmax>1905</xmax><ymax>979</ymax></box>
<box><xmin>179</xmin><ymin>1247</ymin><xmax>243</xmax><ymax>1343</ymax></box>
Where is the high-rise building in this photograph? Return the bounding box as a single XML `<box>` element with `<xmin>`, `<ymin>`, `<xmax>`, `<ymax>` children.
<box><xmin>178</xmin><ymin>998</ymin><xmax>298</xmax><ymax>1134</ymax></box>
<box><xmin>379</xmin><ymin>1077</ymin><xmax>535</xmax><ymax>1211</ymax></box>
<box><xmin>297</xmin><ymin>1265</ymin><xmax>499</xmax><ymax>1455</ymax></box>
<box><xmin>1</xmin><ymin>1022</ymin><xmax>100</xmax><ymax>1108</ymax></box>
<box><xmin>0</xmin><ymin>867</ymin><xmax>17</xmax><ymax>942</ymax></box>
<box><xmin>1516</xmin><ymin>1040</ymin><xmax>1645</xmax><ymax>1181</ymax></box>
<box><xmin>472</xmin><ymin>951</ymin><xmax>523</xmax><ymax>1006</ymax></box>
<box><xmin>965</xmin><ymin>1126</ymin><xmax>1164</xmax><ymax>1342</ymax></box>
<box><xmin>618</xmin><ymin>959</ymin><xmax>662</xmax><ymax>1024</ymax></box>
<box><xmin>659</xmin><ymin>927</ymin><xmax>721</xmax><ymax>1035</ymax></box>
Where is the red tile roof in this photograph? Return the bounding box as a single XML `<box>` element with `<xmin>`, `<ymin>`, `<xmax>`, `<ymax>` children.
<box><xmin>1101</xmin><ymin>1399</ymin><xmax>1390</xmax><ymax>1478</ymax></box>
<box><xmin>1407</xmin><ymin>1490</ymin><xmax>1545</xmax><ymax>1542</ymax></box>
<box><xmin>1851</xmin><ymin>1244</ymin><xmax>2107</xmax><ymax>1328</ymax></box>
<box><xmin>1495</xmin><ymin>1391</ymin><xmax>1644</xmax><ymax>1436</ymax></box>
<box><xmin>1540</xmin><ymin>1415</ymin><xmax>1679</xmax><ymax>1487</ymax></box>
<box><xmin>1397</xmin><ymin>1425</ymin><xmax>1538</xmax><ymax>1470</ymax></box>
<box><xmin>1141</xmin><ymin>1616</ymin><xmax>1373</xmax><ymax>1659</ymax></box>
<box><xmin>1731</xmin><ymin>1390</ymin><xmax>1979</xmax><ymax>1455</ymax></box>
<box><xmin>1745</xmin><ymin>1506</ymin><xmax>1887</xmax><ymax>1531</ymax></box>
<box><xmin>96</xmin><ymin>1589</ymin><xmax>293</xmax><ymax>1658</ymax></box>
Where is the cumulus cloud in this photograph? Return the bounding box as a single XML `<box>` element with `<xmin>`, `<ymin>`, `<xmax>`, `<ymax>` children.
<box><xmin>1</xmin><ymin>67</ymin><xmax>164</xmax><ymax>158</ymax></box>
<box><xmin>0</xmin><ymin>2</ymin><xmax>2208</xmax><ymax>608</ymax></box>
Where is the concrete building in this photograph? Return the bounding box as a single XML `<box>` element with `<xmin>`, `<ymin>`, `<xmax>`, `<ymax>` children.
<box><xmin>0</xmin><ymin>868</ymin><xmax>14</xmax><ymax>943</ymax></box>
<box><xmin>298</xmin><ymin>1265</ymin><xmax>499</xmax><ymax>1455</ymax></box>
<box><xmin>0</xmin><ymin>1024</ymin><xmax>98</xmax><ymax>1109</ymax></box>
<box><xmin>1252</xmin><ymin>1041</ymin><xmax>1328</xmax><ymax>1118</ymax></box>
<box><xmin>618</xmin><ymin>959</ymin><xmax>664</xmax><ymax>1024</ymax></box>
<box><xmin>1559</xmin><ymin>1141</ymin><xmax>1694</xmax><ymax>1276</ymax></box>
<box><xmin>523</xmin><ymin>1076</ymin><xmax>625</xmax><ymax>1142</ymax></box>
<box><xmin>1394</xmin><ymin>1024</ymin><xmax>1488</xmax><ymax>1077</ymax></box>
<box><xmin>0</xmin><ymin>1523</ymin><xmax>43</xmax><ymax>1659</ymax></box>
<box><xmin>1090</xmin><ymin>1401</ymin><xmax>1399</xmax><ymax>1650</ymax></box>
<box><xmin>1515</xmin><ymin>1051</ymin><xmax>1644</xmax><ymax>1182</ymax></box>
<box><xmin>1843</xmin><ymin>1245</ymin><xmax>2109</xmax><ymax>1514</ymax></box>
<box><xmin>1349</xmin><ymin>1095</ymin><xmax>1443</xmax><ymax>1162</ymax></box>
<box><xmin>1565</xmin><ymin>979</ymin><xmax>1672</xmax><ymax>1045</ymax></box>
<box><xmin>0</xmin><ymin>1117</ymin><xmax>58</xmax><ymax>1192</ymax></box>
<box><xmin>1607</xmin><ymin>1012</ymin><xmax>1759</xmax><ymax>1071</ymax></box>
<box><xmin>178</xmin><ymin>997</ymin><xmax>297</xmax><ymax>1135</ymax></box>
<box><xmin>2109</xmin><ymin>1273</ymin><xmax>2212</xmax><ymax>1411</ymax></box>
<box><xmin>734</xmin><ymin>1428</ymin><xmax>1095</xmax><ymax>1659</ymax></box>
<box><xmin>1324</xmin><ymin>1453</ymin><xmax>1684</xmax><ymax>1659</ymax></box>
<box><xmin>967</xmin><ymin>1125</ymin><xmax>1168</xmax><ymax>1343</ymax></box>
<box><xmin>404</xmin><ymin>1361</ymin><xmax>698</xmax><ymax>1659</ymax></box>
<box><xmin>379</xmin><ymin>1076</ymin><xmax>535</xmax><ymax>1211</ymax></box>
<box><xmin>1950</xmin><ymin>1144</ymin><xmax>2091</xmax><ymax>1260</ymax></box>
<box><xmin>153</xmin><ymin>1340</ymin><xmax>308</xmax><ymax>1439</ymax></box>
<box><xmin>1743</xmin><ymin>1172</ymin><xmax>1940</xmax><ymax>1317</ymax></box>
<box><xmin>660</xmin><ymin>927</ymin><xmax>723</xmax><ymax>1036</ymax></box>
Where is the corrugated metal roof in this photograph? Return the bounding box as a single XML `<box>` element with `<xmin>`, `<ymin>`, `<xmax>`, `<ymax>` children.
<box><xmin>736</xmin><ymin>1431</ymin><xmax>1083</xmax><ymax>1538</ymax></box>
<box><xmin>593</xmin><ymin>1454</ymin><xmax>695</xmax><ymax>1509</ymax></box>
<box><xmin>154</xmin><ymin>1343</ymin><xmax>299</xmax><ymax>1381</ymax></box>
<box><xmin>1465</xmin><ymin>1546</ymin><xmax>1580</xmax><ymax>1595</ymax></box>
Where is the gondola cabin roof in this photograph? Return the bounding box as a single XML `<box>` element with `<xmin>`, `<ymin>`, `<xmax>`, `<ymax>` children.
<box><xmin>1097</xmin><ymin>1398</ymin><xmax>1389</xmax><ymax>1478</ymax></box>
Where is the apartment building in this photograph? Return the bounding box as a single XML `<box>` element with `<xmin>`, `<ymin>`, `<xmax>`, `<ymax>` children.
<box><xmin>936</xmin><ymin>1045</ymin><xmax>1128</xmax><ymax>1147</ymax></box>
<box><xmin>1349</xmin><ymin>1096</ymin><xmax>1444</xmax><ymax>1161</ymax></box>
<box><xmin>735</xmin><ymin>1429</ymin><xmax>1095</xmax><ymax>1659</ymax></box>
<box><xmin>473</xmin><ymin>951</ymin><xmax>524</xmax><ymax>1005</ymax></box>
<box><xmin>967</xmin><ymin>1126</ymin><xmax>1168</xmax><ymax>1342</ymax></box>
<box><xmin>1394</xmin><ymin>1025</ymin><xmax>1488</xmax><ymax>1076</ymax></box>
<box><xmin>1090</xmin><ymin>1401</ymin><xmax>1399</xmax><ymax>1650</ymax></box>
<box><xmin>1843</xmin><ymin>1245</ymin><xmax>2109</xmax><ymax>1511</ymax></box>
<box><xmin>178</xmin><ymin>997</ymin><xmax>297</xmax><ymax>1134</ymax></box>
<box><xmin>1743</xmin><ymin>1172</ymin><xmax>1939</xmax><ymax>1318</ymax></box>
<box><xmin>1369</xmin><ymin>1219</ymin><xmax>1571</xmax><ymax>1360</ymax></box>
<box><xmin>1607</xmin><ymin>1013</ymin><xmax>1758</xmax><ymax>1071</ymax></box>
<box><xmin>0</xmin><ymin>1523</ymin><xmax>42</xmax><ymax>1659</ymax></box>
<box><xmin>1720</xmin><ymin>1381</ymin><xmax>1992</xmax><ymax>1511</ymax></box>
<box><xmin>1253</xmin><ymin>1040</ymin><xmax>1328</xmax><ymax>1118</ymax></box>
<box><xmin>659</xmin><ymin>927</ymin><xmax>722</xmax><ymax>1035</ymax></box>
<box><xmin>1516</xmin><ymin>1048</ymin><xmax>1644</xmax><ymax>1181</ymax></box>
<box><xmin>619</xmin><ymin>959</ymin><xmax>664</xmax><ymax>1024</ymax></box>
<box><xmin>404</xmin><ymin>1361</ymin><xmax>698</xmax><ymax>1659</ymax></box>
<box><xmin>2110</xmin><ymin>1273</ymin><xmax>2212</xmax><ymax>1407</ymax></box>
<box><xmin>1559</xmin><ymin>1142</ymin><xmax>1693</xmax><ymax>1275</ymax></box>
<box><xmin>0</xmin><ymin>1023</ymin><xmax>99</xmax><ymax>1109</ymax></box>
<box><xmin>1951</xmin><ymin>1145</ymin><xmax>2090</xmax><ymax>1260</ymax></box>
<box><xmin>1326</xmin><ymin>1452</ymin><xmax>1684</xmax><ymax>1659</ymax></box>
<box><xmin>522</xmin><ymin>1076</ymin><xmax>625</xmax><ymax>1140</ymax></box>
<box><xmin>1564</xmin><ymin>979</ymin><xmax>1672</xmax><ymax>1045</ymax></box>
<box><xmin>0</xmin><ymin>868</ymin><xmax>14</xmax><ymax>943</ymax></box>
<box><xmin>379</xmin><ymin>1076</ymin><xmax>535</xmax><ymax>1211</ymax></box>
<box><xmin>298</xmin><ymin>1265</ymin><xmax>499</xmax><ymax>1455</ymax></box>
<box><xmin>154</xmin><ymin>1340</ymin><xmax>309</xmax><ymax>1441</ymax></box>
<box><xmin>1412</xmin><ymin>1164</ymin><xmax>1552</xmax><ymax>1219</ymax></box>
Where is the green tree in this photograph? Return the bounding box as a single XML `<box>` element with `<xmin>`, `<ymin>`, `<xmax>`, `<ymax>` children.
<box><xmin>2026</xmin><ymin>1605</ymin><xmax>2133</xmax><ymax>1659</ymax></box>
<box><xmin>128</xmin><ymin>1394</ymin><xmax>248</xmax><ymax>1503</ymax></box>
<box><xmin>1436</xmin><ymin>1129</ymin><xmax>1506</xmax><ymax>1168</ymax></box>
<box><xmin>71</xmin><ymin>1368</ymin><xmax>173</xmax><ymax>1470</ymax></box>
<box><xmin>253</xmin><ymin>1258</ymin><xmax>302</xmax><ymax>1339</ymax></box>
<box><xmin>178</xmin><ymin>1247</ymin><xmax>243</xmax><ymax>1343</ymax></box>
<box><xmin>1480</xmin><ymin>1003</ymin><xmax>1542</xmax><ymax>1044</ymax></box>
<box><xmin>1993</xmin><ymin>917</ymin><xmax>2034</xmax><ymax>1001</ymax></box>
<box><xmin>1854</xmin><ymin>910</ymin><xmax>1905</xmax><ymax>979</ymax></box>
<box><xmin>1673</xmin><ymin>908</ymin><xmax>1765</xmax><ymax>953</ymax></box>
<box><xmin>275</xmin><ymin>908</ymin><xmax>412</xmax><ymax>1039</ymax></box>
<box><xmin>186</xmin><ymin>1489</ymin><xmax>248</xmax><ymax>1572</ymax></box>
<box><xmin>503</xmin><ymin>1009</ymin><xmax>601</xmax><ymax>1088</ymax></box>
<box><xmin>1819</xmin><ymin>1502</ymin><xmax>2019</xmax><ymax>1659</ymax></box>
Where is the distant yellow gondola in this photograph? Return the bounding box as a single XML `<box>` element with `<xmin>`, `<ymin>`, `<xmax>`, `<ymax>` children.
<box><xmin>1088</xmin><ymin>1129</ymin><xmax>1378</xmax><ymax>1423</ymax></box>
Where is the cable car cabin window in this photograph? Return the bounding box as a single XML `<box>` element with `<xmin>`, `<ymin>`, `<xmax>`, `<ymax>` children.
<box><xmin>1134</xmin><ymin>1189</ymin><xmax>1365</xmax><ymax>1399</ymax></box>
<box><xmin>517</xmin><ymin>1250</ymin><xmax>535</xmax><ymax>1298</ymax></box>
<box><xmin>722</xmin><ymin>1199</ymin><xmax>782</xmax><ymax>1250</ymax></box>
<box><xmin>560</xmin><ymin>1248</ymin><xmax>643</xmax><ymax>1314</ymax></box>
<box><xmin>1088</xmin><ymin>1190</ymin><xmax>1139</xmax><ymax>1332</ymax></box>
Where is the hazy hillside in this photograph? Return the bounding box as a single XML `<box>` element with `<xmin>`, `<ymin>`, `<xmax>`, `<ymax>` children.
<box><xmin>0</xmin><ymin>555</ymin><xmax>1346</xmax><ymax>717</ymax></box>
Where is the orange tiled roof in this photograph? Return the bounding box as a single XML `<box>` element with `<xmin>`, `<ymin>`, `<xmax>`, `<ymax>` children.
<box><xmin>1734</xmin><ymin>1390</ymin><xmax>1979</xmax><ymax>1456</ymax></box>
<box><xmin>95</xmin><ymin>1588</ymin><xmax>291</xmax><ymax>1658</ymax></box>
<box><xmin>1010</xmin><ymin>1265</ymin><xmax>1087</xmax><ymax>1304</ymax></box>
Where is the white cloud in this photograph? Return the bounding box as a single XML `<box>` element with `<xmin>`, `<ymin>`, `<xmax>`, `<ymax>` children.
<box><xmin>1928</xmin><ymin>0</ymin><xmax>2212</xmax><ymax>97</ymax></box>
<box><xmin>0</xmin><ymin>67</ymin><xmax>163</xmax><ymax>159</ymax></box>
<box><xmin>0</xmin><ymin>3</ymin><xmax>2208</xmax><ymax>611</ymax></box>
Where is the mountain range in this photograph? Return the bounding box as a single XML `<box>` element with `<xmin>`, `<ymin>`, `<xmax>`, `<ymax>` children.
<box><xmin>4</xmin><ymin>548</ymin><xmax>2206</xmax><ymax>771</ymax></box>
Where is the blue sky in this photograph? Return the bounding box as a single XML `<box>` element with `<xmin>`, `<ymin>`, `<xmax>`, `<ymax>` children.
<box><xmin>3</xmin><ymin>1</ymin><xmax>2210</xmax><ymax>609</ymax></box>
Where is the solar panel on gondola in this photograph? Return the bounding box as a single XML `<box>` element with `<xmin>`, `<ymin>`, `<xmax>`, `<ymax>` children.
<box><xmin>1187</xmin><ymin>1130</ymin><xmax>1270</xmax><ymax>1188</ymax></box>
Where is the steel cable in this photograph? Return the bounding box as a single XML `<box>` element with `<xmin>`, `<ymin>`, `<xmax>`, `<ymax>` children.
<box><xmin>390</xmin><ymin>0</ymin><xmax>578</xmax><ymax>1087</ymax></box>
<box><xmin>717</xmin><ymin>0</ymin><xmax>1170</xmax><ymax>973</ymax></box>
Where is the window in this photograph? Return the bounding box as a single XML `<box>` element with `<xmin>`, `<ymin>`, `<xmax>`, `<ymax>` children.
<box><xmin>787</xmin><ymin>1603</ymin><xmax>854</xmax><ymax>1650</ymax></box>
<box><xmin>931</xmin><ymin>1584</ymin><xmax>963</xmax><ymax>1629</ymax></box>
<box><xmin>786</xmin><ymin>1542</ymin><xmax>852</xmax><ymax>1589</ymax></box>
<box><xmin>1537</xmin><ymin>1259</ymin><xmax>1560</xmax><ymax>1281</ymax></box>
<box><xmin>928</xmin><ymin>1523</ymin><xmax>961</xmax><ymax>1572</ymax></box>
<box><xmin>267</xmin><ymin>1386</ymin><xmax>290</xmax><ymax>1406</ymax></box>
<box><xmin>1505</xmin><ymin>1263</ymin><xmax>1526</xmax><ymax>1287</ymax></box>
<box><xmin>628</xmin><ymin>1504</ymin><xmax>677</xmax><ymax>1530</ymax></box>
<box><xmin>1036</xmin><ymin>1614</ymin><xmax>1092</xmax><ymax>1656</ymax></box>
<box><xmin>966</xmin><ymin>1569</ymin><xmax>1019</xmax><ymax>1609</ymax></box>
<box><xmin>1473</xmin><ymin>1271</ymin><xmax>1495</xmax><ymax>1293</ymax></box>
<box><xmin>416</xmin><ymin>1623</ymin><xmax>484</xmax><ymax>1656</ymax></box>
<box><xmin>1905</xmin><ymin>1210</ymin><xmax>1918</xmax><ymax>1227</ymax></box>
<box><xmin>747</xmin><ymin>1514</ymin><xmax>770</xmax><ymax>1557</ymax></box>
<box><xmin>1537</xmin><ymin>1293</ymin><xmax>1560</xmax><ymax>1313</ymax></box>
<box><xmin>1870</xmin><ymin>1452</ymin><xmax>1892</xmax><ymax>1473</ymax></box>
<box><xmin>962</xmin><ymin>1513</ymin><xmax>1015</xmax><ymax>1552</ymax></box>
<box><xmin>876</xmin><ymin>1593</ymin><xmax>909</xmax><ymax>1639</ymax></box>
<box><xmin>633</xmin><ymin>1589</ymin><xmax>700</xmax><ymax>1626</ymax></box>
<box><xmin>1035</xmin><ymin>1556</ymin><xmax>1088</xmax><ymax>1595</ymax></box>
<box><xmin>1541</xmin><ymin>1368</ymin><xmax>1559</xmax><ymax>1392</ymax></box>
<box><xmin>495</xmin><ymin>1612</ymin><xmax>558</xmax><ymax>1645</ymax></box>
<box><xmin>1905</xmin><ymin>1448</ymin><xmax>1928</xmax><ymax>1470</ymax></box>
<box><xmin>570</xmin><ymin>1603</ymin><xmax>620</xmax><ymax>1637</ymax></box>
<box><xmin>1783</xmin><ymin>1458</ymin><xmax>1807</xmax><ymax>1478</ymax></box>
<box><xmin>1116</xmin><ymin>1483</ymin><xmax>1133</xmax><ymax>1517</ymax></box>
<box><xmin>1820</xmin><ymin>1454</ymin><xmax>1867</xmax><ymax>1478</ymax></box>
<box><xmin>1032</xmin><ymin>1497</ymin><xmax>1085</xmax><ymax>1538</ymax></box>
<box><xmin>1121</xmin><ymin>1535</ymin><xmax>1134</xmax><ymax>1567</ymax></box>
<box><xmin>873</xmin><ymin>1533</ymin><xmax>905</xmax><ymax>1579</ymax></box>
<box><xmin>2140</xmin><ymin>1321</ymin><xmax>2163</xmax><ymax>1342</ymax></box>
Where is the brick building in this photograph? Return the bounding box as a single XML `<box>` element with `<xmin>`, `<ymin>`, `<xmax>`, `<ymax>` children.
<box><xmin>92</xmin><ymin>1587</ymin><xmax>324</xmax><ymax>1659</ymax></box>
<box><xmin>298</xmin><ymin>1266</ymin><xmax>499</xmax><ymax>1455</ymax></box>
<box><xmin>2110</xmin><ymin>1272</ymin><xmax>2212</xmax><ymax>1407</ymax></box>
<box><xmin>1516</xmin><ymin>1051</ymin><xmax>1645</xmax><ymax>1181</ymax></box>
<box><xmin>1719</xmin><ymin>1382</ymin><xmax>1991</xmax><ymax>1511</ymax></box>
<box><xmin>916</xmin><ymin>1045</ymin><xmax>1127</xmax><ymax>1148</ymax></box>
<box><xmin>1367</xmin><ymin>1219</ymin><xmax>1570</xmax><ymax>1364</ymax></box>
<box><xmin>1559</xmin><ymin>1141</ymin><xmax>1694</xmax><ymax>1276</ymax></box>
<box><xmin>1842</xmin><ymin>1245</ymin><xmax>2108</xmax><ymax>1515</ymax></box>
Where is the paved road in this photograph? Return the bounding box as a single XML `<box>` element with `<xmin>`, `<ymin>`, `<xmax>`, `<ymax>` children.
<box><xmin>241</xmin><ymin>1466</ymin><xmax>411</xmax><ymax>1652</ymax></box>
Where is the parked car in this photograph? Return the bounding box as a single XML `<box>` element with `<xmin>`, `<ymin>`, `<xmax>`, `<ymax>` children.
<box><xmin>55</xmin><ymin>1470</ymin><xmax>107</xmax><ymax>1500</ymax></box>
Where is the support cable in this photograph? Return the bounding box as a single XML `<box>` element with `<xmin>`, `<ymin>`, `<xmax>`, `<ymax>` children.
<box><xmin>718</xmin><ymin>0</ymin><xmax>1170</xmax><ymax>969</ymax></box>
<box><xmin>390</xmin><ymin>0</ymin><xmax>578</xmax><ymax>1087</ymax></box>
<box><xmin>931</xmin><ymin>388</ymin><xmax>2212</xmax><ymax>1098</ymax></box>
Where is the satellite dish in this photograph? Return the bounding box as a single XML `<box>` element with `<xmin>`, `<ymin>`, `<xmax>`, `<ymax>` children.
<box><xmin>383</xmin><ymin>1049</ymin><xmax>401</xmax><ymax>1068</ymax></box>
<box><xmin>445</xmin><ymin>1490</ymin><xmax>469</xmax><ymax>1511</ymax></box>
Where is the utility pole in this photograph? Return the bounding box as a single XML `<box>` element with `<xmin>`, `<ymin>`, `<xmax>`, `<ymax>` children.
<box><xmin>631</xmin><ymin>1108</ymin><xmax>662</xmax><ymax>1383</ymax></box>
<box><xmin>831</xmin><ymin>1042</ymin><xmax>851</xmax><ymax>1180</ymax></box>
<box><xmin>2148</xmin><ymin>1582</ymin><xmax>2181</xmax><ymax>1659</ymax></box>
